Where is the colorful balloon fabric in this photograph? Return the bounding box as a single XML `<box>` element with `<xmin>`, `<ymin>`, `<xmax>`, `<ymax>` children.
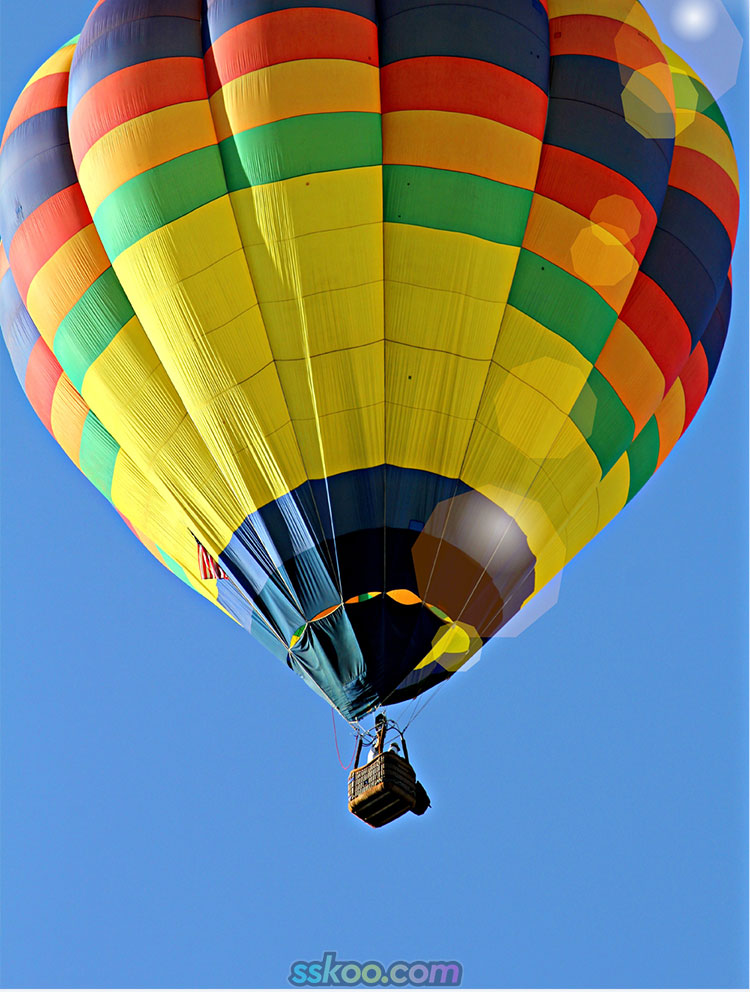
<box><xmin>0</xmin><ymin>0</ymin><xmax>739</xmax><ymax>720</ymax></box>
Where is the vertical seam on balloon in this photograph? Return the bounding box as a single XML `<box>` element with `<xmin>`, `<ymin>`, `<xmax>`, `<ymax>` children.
<box><xmin>199</xmin><ymin>11</ymin><xmax>348</xmax><ymax>616</ymax></box>
<box><xmin>66</xmin><ymin>10</ymin><xmax>305</xmax><ymax>616</ymax></box>
<box><xmin>439</xmin><ymin>6</ymin><xmax>683</xmax><ymax>640</ymax></box>
<box><xmin>384</xmin><ymin>58</ymin><xmax>553</xmax><ymax>703</ymax></box>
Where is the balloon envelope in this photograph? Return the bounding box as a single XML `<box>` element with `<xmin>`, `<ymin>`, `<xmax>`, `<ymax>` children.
<box><xmin>0</xmin><ymin>0</ymin><xmax>738</xmax><ymax>720</ymax></box>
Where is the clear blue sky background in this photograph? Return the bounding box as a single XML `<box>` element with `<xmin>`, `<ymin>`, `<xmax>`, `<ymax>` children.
<box><xmin>1</xmin><ymin>0</ymin><xmax>747</xmax><ymax>987</ymax></box>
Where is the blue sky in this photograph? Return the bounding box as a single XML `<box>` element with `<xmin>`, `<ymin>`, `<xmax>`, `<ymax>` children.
<box><xmin>1</xmin><ymin>0</ymin><xmax>747</xmax><ymax>987</ymax></box>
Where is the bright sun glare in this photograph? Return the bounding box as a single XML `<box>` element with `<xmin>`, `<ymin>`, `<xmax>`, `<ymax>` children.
<box><xmin>670</xmin><ymin>0</ymin><xmax>720</xmax><ymax>40</ymax></box>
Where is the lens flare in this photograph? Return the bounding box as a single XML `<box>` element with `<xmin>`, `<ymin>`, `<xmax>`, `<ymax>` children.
<box><xmin>670</xmin><ymin>0</ymin><xmax>719</xmax><ymax>40</ymax></box>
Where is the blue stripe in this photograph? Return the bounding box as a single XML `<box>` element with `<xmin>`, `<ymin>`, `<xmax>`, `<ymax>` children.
<box><xmin>378</xmin><ymin>2</ymin><xmax>549</xmax><ymax>89</ymax></box>
<box><xmin>657</xmin><ymin>186</ymin><xmax>733</xmax><ymax>298</ymax></box>
<box><xmin>640</xmin><ymin>227</ymin><xmax>720</xmax><ymax>349</ymax></box>
<box><xmin>0</xmin><ymin>107</ymin><xmax>69</xmax><ymax>186</ymax></box>
<box><xmin>77</xmin><ymin>0</ymin><xmax>201</xmax><ymax>56</ymax></box>
<box><xmin>0</xmin><ymin>132</ymin><xmax>77</xmax><ymax>248</ymax></box>
<box><xmin>0</xmin><ymin>268</ymin><xmax>40</xmax><ymax>386</ymax></box>
<box><xmin>553</xmin><ymin>55</ymin><xmax>674</xmax><ymax>154</ymax></box>
<box><xmin>544</xmin><ymin>98</ymin><xmax>671</xmax><ymax>212</ymax></box>
<box><xmin>381</xmin><ymin>0</ymin><xmax>548</xmax><ymax>41</ymax></box>
<box><xmin>203</xmin><ymin>0</ymin><xmax>378</xmax><ymax>51</ymax></box>
<box><xmin>68</xmin><ymin>15</ymin><xmax>202</xmax><ymax>112</ymax></box>
<box><xmin>701</xmin><ymin>276</ymin><xmax>731</xmax><ymax>387</ymax></box>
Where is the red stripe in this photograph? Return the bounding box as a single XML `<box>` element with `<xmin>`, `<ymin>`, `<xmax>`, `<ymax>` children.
<box><xmin>535</xmin><ymin>145</ymin><xmax>656</xmax><ymax>261</ymax></box>
<box><xmin>69</xmin><ymin>57</ymin><xmax>207</xmax><ymax>168</ymax></box>
<box><xmin>380</xmin><ymin>57</ymin><xmax>547</xmax><ymax>138</ymax></box>
<box><xmin>620</xmin><ymin>273</ymin><xmax>692</xmax><ymax>392</ymax></box>
<box><xmin>1</xmin><ymin>73</ymin><xmax>69</xmax><ymax>152</ymax></box>
<box><xmin>198</xmin><ymin>544</ymin><xmax>210</xmax><ymax>579</ymax></box>
<box><xmin>550</xmin><ymin>14</ymin><xmax>666</xmax><ymax>71</ymax></box>
<box><xmin>204</xmin><ymin>9</ymin><xmax>378</xmax><ymax>96</ymax></box>
<box><xmin>25</xmin><ymin>337</ymin><xmax>62</xmax><ymax>433</ymax></box>
<box><xmin>668</xmin><ymin>146</ymin><xmax>740</xmax><ymax>247</ymax></box>
<box><xmin>679</xmin><ymin>344</ymin><xmax>709</xmax><ymax>432</ymax></box>
<box><xmin>9</xmin><ymin>184</ymin><xmax>91</xmax><ymax>302</ymax></box>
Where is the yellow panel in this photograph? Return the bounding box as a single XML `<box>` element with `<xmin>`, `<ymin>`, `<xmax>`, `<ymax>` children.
<box><xmin>493</xmin><ymin>305</ymin><xmax>592</xmax><ymax>412</ymax></box>
<box><xmin>84</xmin><ymin>317</ymin><xmax>201</xmax><ymax>463</ymax></box>
<box><xmin>524</xmin><ymin>195</ymin><xmax>638</xmax><ymax>312</ymax></box>
<box><xmin>595</xmin><ymin>318</ymin><xmax>665</xmax><ymax>434</ymax></box>
<box><xmin>674</xmin><ymin>111</ymin><xmax>739</xmax><ymax>186</ymax></box>
<box><xmin>24</xmin><ymin>42</ymin><xmax>74</xmax><ymax>89</ymax></box>
<box><xmin>109</xmin><ymin>449</ymin><xmax>230</xmax><ymax>614</ymax></box>
<box><xmin>230</xmin><ymin>167</ymin><xmax>382</xmax><ymax>246</ymax></box>
<box><xmin>462</xmin><ymin>423</ymin><xmax>567</xmax><ymax>586</ymax></box>
<box><xmin>275</xmin><ymin>342</ymin><xmax>383</xmax><ymax>421</ymax></box>
<box><xmin>82</xmin><ymin>319</ymin><xmax>248</xmax><ymax>548</ymax></box>
<box><xmin>596</xmin><ymin>452</ymin><xmax>630</xmax><ymax>530</ymax></box>
<box><xmin>259</xmin><ymin>284</ymin><xmax>383</xmax><ymax>360</ymax></box>
<box><xmin>386</xmin><ymin>406</ymin><xmax>473</xmax><ymax>479</ymax></box>
<box><xmin>27</xmin><ymin>225</ymin><xmax>109</xmax><ymax>340</ymax></box>
<box><xmin>542</xmin><ymin>419</ymin><xmax>603</xmax><ymax>512</ymax></box>
<box><xmin>232</xmin><ymin>164</ymin><xmax>384</xmax><ymax>483</ymax></box>
<box><xmin>477</xmin><ymin>365</ymin><xmax>568</xmax><ymax>462</ymax></box>
<box><xmin>654</xmin><ymin>378</ymin><xmax>686</xmax><ymax>467</ymax></box>
<box><xmin>386</xmin><ymin>342</ymin><xmax>487</xmax><ymax>419</ymax></box>
<box><xmin>78</xmin><ymin>102</ymin><xmax>216</xmax><ymax>213</ymax></box>
<box><xmin>50</xmin><ymin>374</ymin><xmax>87</xmax><ymax>465</ymax></box>
<box><xmin>562</xmin><ymin>489</ymin><xmax>600</xmax><ymax>564</ymax></box>
<box><xmin>382</xmin><ymin>110</ymin><xmax>541</xmax><ymax>189</ymax></box>
<box><xmin>386</xmin><ymin>224</ymin><xmax>517</xmax><ymax>308</ymax></box>
<box><xmin>245</xmin><ymin>223</ymin><xmax>381</xmax><ymax>306</ymax></box>
<box><xmin>285</xmin><ymin>403</ymin><xmax>384</xmax><ymax>480</ymax></box>
<box><xmin>385</xmin><ymin>280</ymin><xmax>509</xmax><ymax>358</ymax></box>
<box><xmin>210</xmin><ymin>59</ymin><xmax>380</xmax><ymax>141</ymax></box>
<box><xmin>112</xmin><ymin>196</ymin><xmax>299</xmax><ymax>508</ymax></box>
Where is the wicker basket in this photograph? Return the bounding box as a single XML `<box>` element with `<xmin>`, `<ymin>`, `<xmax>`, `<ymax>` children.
<box><xmin>348</xmin><ymin>752</ymin><xmax>418</xmax><ymax>827</ymax></box>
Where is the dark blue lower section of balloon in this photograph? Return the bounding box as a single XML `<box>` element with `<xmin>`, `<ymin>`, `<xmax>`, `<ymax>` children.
<box><xmin>216</xmin><ymin>466</ymin><xmax>536</xmax><ymax>720</ymax></box>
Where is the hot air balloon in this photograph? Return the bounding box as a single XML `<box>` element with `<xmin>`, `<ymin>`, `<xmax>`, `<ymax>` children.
<box><xmin>0</xmin><ymin>0</ymin><xmax>738</xmax><ymax>824</ymax></box>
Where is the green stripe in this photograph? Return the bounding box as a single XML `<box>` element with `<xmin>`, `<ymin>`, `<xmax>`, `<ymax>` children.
<box><xmin>625</xmin><ymin>415</ymin><xmax>660</xmax><ymax>503</ymax></box>
<box><xmin>384</xmin><ymin>164</ymin><xmax>532</xmax><ymax>245</ymax></box>
<box><xmin>79</xmin><ymin>412</ymin><xmax>119</xmax><ymax>501</ymax></box>
<box><xmin>509</xmin><ymin>250</ymin><xmax>616</xmax><ymax>362</ymax></box>
<box><xmin>94</xmin><ymin>146</ymin><xmax>227</xmax><ymax>259</ymax></box>
<box><xmin>53</xmin><ymin>269</ymin><xmax>134</xmax><ymax>391</ymax></box>
<box><xmin>570</xmin><ymin>368</ymin><xmax>635</xmax><ymax>477</ymax></box>
<box><xmin>220</xmin><ymin>112</ymin><xmax>382</xmax><ymax>190</ymax></box>
<box><xmin>673</xmin><ymin>74</ymin><xmax>731</xmax><ymax>138</ymax></box>
<box><xmin>156</xmin><ymin>545</ymin><xmax>192</xmax><ymax>587</ymax></box>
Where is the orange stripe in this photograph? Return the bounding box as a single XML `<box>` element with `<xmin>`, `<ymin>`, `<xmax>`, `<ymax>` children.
<box><xmin>69</xmin><ymin>57</ymin><xmax>206</xmax><ymax>168</ymax></box>
<box><xmin>50</xmin><ymin>374</ymin><xmax>89</xmax><ymax>465</ymax></box>
<box><xmin>383</xmin><ymin>110</ymin><xmax>541</xmax><ymax>189</ymax></box>
<box><xmin>26</xmin><ymin>225</ymin><xmax>110</xmax><ymax>339</ymax></box>
<box><xmin>595</xmin><ymin>319</ymin><xmax>665</xmax><ymax>436</ymax></box>
<box><xmin>654</xmin><ymin>379</ymin><xmax>685</xmax><ymax>467</ymax></box>
<box><xmin>0</xmin><ymin>244</ymin><xmax>9</xmax><ymax>284</ymax></box>
<box><xmin>204</xmin><ymin>9</ymin><xmax>377</xmax><ymax>95</ymax></box>
<box><xmin>9</xmin><ymin>184</ymin><xmax>90</xmax><ymax>302</ymax></box>
<box><xmin>310</xmin><ymin>604</ymin><xmax>341</xmax><ymax>622</ymax></box>
<box><xmin>386</xmin><ymin>589</ymin><xmax>421</xmax><ymax>606</ymax></box>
